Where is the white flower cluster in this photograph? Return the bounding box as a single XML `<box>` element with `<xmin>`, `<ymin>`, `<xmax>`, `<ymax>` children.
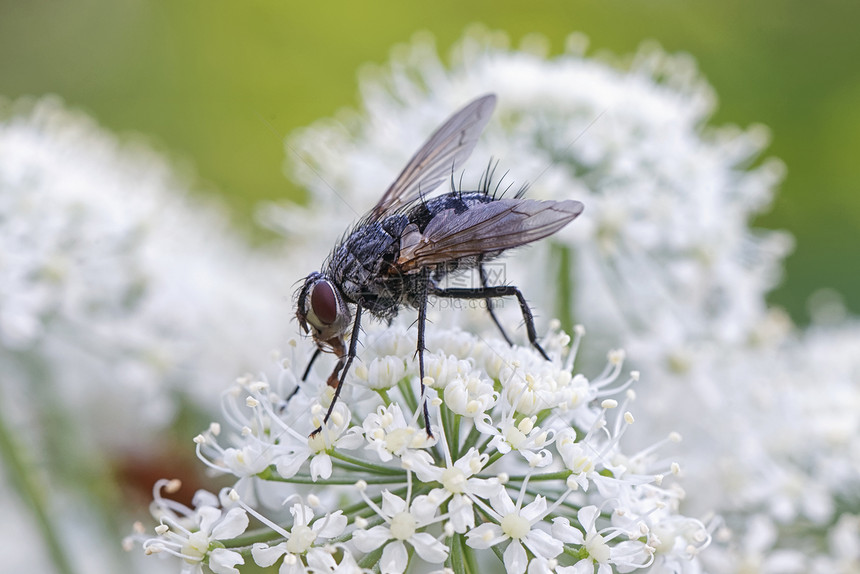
<box><xmin>0</xmin><ymin>97</ymin><xmax>291</xmax><ymax>574</ymax></box>
<box><xmin>0</xmin><ymin>96</ymin><xmax>290</xmax><ymax>447</ymax></box>
<box><xmin>691</xmin><ymin>320</ymin><xmax>860</xmax><ymax>573</ymax></box>
<box><xmin>132</xmin><ymin>325</ymin><xmax>710</xmax><ymax>573</ymax></box>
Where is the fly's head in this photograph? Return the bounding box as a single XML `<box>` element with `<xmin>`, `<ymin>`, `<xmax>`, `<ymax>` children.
<box><xmin>296</xmin><ymin>272</ymin><xmax>352</xmax><ymax>353</ymax></box>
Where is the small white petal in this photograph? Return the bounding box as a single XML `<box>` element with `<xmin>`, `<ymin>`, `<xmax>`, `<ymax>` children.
<box><xmin>410</xmin><ymin>494</ymin><xmax>440</xmax><ymax>524</ymax></box>
<box><xmin>519</xmin><ymin>496</ymin><xmax>548</xmax><ymax>523</ymax></box>
<box><xmin>211</xmin><ymin>508</ymin><xmax>249</xmax><ymax>540</ymax></box>
<box><xmin>551</xmin><ymin>517</ymin><xmax>584</xmax><ymax>545</ymax></box>
<box><xmin>380</xmin><ymin>491</ymin><xmax>408</xmax><ymax>516</ymax></box>
<box><xmin>409</xmin><ymin>532</ymin><xmax>449</xmax><ymax>563</ymax></box>
<box><xmin>208</xmin><ymin>548</ymin><xmax>244</xmax><ymax>574</ymax></box>
<box><xmin>352</xmin><ymin>525</ymin><xmax>393</xmax><ymax>553</ymax></box>
<box><xmin>577</xmin><ymin>506</ymin><xmax>600</xmax><ymax>530</ymax></box>
<box><xmin>197</xmin><ymin>506</ymin><xmax>222</xmax><ymax>535</ymax></box>
<box><xmin>523</xmin><ymin>528</ymin><xmax>563</xmax><ymax>559</ymax></box>
<box><xmin>251</xmin><ymin>542</ymin><xmax>287</xmax><ymax>567</ymax></box>
<box><xmin>379</xmin><ymin>541</ymin><xmax>408</xmax><ymax>574</ymax></box>
<box><xmin>312</xmin><ymin>511</ymin><xmax>347</xmax><ymax>538</ymax></box>
<box><xmin>503</xmin><ymin>539</ymin><xmax>528</xmax><ymax>574</ymax></box>
<box><xmin>466</xmin><ymin>523</ymin><xmax>506</xmax><ymax>549</ymax></box>
<box><xmin>309</xmin><ymin>453</ymin><xmax>333</xmax><ymax>480</ymax></box>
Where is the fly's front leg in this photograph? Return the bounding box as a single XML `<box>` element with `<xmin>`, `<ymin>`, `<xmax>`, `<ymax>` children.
<box><xmin>301</xmin><ymin>348</ymin><xmax>322</xmax><ymax>382</ymax></box>
<box><xmin>429</xmin><ymin>284</ymin><xmax>550</xmax><ymax>361</ymax></box>
<box><xmin>416</xmin><ymin>269</ymin><xmax>433</xmax><ymax>437</ymax></box>
<box><xmin>310</xmin><ymin>305</ymin><xmax>363</xmax><ymax>437</ymax></box>
<box><xmin>478</xmin><ymin>257</ymin><xmax>513</xmax><ymax>346</ymax></box>
<box><xmin>287</xmin><ymin>347</ymin><xmax>323</xmax><ymax>400</ymax></box>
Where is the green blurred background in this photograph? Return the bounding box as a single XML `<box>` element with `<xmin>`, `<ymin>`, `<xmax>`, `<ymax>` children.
<box><xmin>2</xmin><ymin>0</ymin><xmax>858</xmax><ymax>324</ymax></box>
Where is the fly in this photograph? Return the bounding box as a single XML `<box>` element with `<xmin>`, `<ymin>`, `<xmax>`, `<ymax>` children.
<box><xmin>295</xmin><ymin>94</ymin><xmax>583</xmax><ymax>436</ymax></box>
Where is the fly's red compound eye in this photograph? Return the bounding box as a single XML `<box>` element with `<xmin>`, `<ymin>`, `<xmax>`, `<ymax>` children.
<box><xmin>310</xmin><ymin>281</ymin><xmax>338</xmax><ymax>325</ymax></box>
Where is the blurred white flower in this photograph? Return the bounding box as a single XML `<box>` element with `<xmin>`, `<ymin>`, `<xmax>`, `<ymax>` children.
<box><xmin>0</xmin><ymin>96</ymin><xmax>290</xmax><ymax>445</ymax></box>
<box><xmin>689</xmin><ymin>321</ymin><xmax>860</xmax><ymax>573</ymax></box>
<box><xmin>0</xmin><ymin>96</ymin><xmax>291</xmax><ymax>573</ymax></box>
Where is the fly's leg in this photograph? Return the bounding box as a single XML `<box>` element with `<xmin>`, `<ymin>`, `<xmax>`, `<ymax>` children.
<box><xmin>301</xmin><ymin>348</ymin><xmax>322</xmax><ymax>381</ymax></box>
<box><xmin>310</xmin><ymin>305</ymin><xmax>363</xmax><ymax>437</ymax></box>
<box><xmin>478</xmin><ymin>258</ymin><xmax>513</xmax><ymax>346</ymax></box>
<box><xmin>416</xmin><ymin>269</ymin><xmax>433</xmax><ymax>437</ymax></box>
<box><xmin>287</xmin><ymin>347</ymin><xmax>323</xmax><ymax>400</ymax></box>
<box><xmin>429</xmin><ymin>285</ymin><xmax>551</xmax><ymax>361</ymax></box>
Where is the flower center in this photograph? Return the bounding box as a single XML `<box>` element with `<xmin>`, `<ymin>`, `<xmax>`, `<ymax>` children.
<box><xmin>390</xmin><ymin>511</ymin><xmax>416</xmax><ymax>540</ymax></box>
<box><xmin>441</xmin><ymin>467</ymin><xmax>467</xmax><ymax>494</ymax></box>
<box><xmin>307</xmin><ymin>432</ymin><xmax>327</xmax><ymax>454</ymax></box>
<box><xmin>586</xmin><ymin>532</ymin><xmax>610</xmax><ymax>563</ymax></box>
<box><xmin>384</xmin><ymin>428</ymin><xmax>415</xmax><ymax>453</ymax></box>
<box><xmin>182</xmin><ymin>531</ymin><xmax>210</xmax><ymax>561</ymax></box>
<box><xmin>504</xmin><ymin>425</ymin><xmax>527</xmax><ymax>449</ymax></box>
<box><xmin>286</xmin><ymin>524</ymin><xmax>316</xmax><ymax>554</ymax></box>
<box><xmin>500</xmin><ymin>513</ymin><xmax>530</xmax><ymax>540</ymax></box>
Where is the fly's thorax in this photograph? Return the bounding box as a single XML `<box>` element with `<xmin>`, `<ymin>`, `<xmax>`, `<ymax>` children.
<box><xmin>405</xmin><ymin>191</ymin><xmax>496</xmax><ymax>233</ymax></box>
<box><xmin>324</xmin><ymin>216</ymin><xmax>410</xmax><ymax>319</ymax></box>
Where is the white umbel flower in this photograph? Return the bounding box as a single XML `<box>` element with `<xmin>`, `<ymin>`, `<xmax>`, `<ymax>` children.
<box><xmin>131</xmin><ymin>325</ymin><xmax>708</xmax><ymax>573</ymax></box>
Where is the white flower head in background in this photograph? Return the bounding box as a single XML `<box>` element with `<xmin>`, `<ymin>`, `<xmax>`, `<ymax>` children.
<box><xmin>0</xmin><ymin>96</ymin><xmax>290</xmax><ymax>447</ymax></box>
<box><xmin>0</xmin><ymin>96</ymin><xmax>291</xmax><ymax>574</ymax></box>
<box><xmin>690</xmin><ymin>321</ymin><xmax>860</xmax><ymax>574</ymax></box>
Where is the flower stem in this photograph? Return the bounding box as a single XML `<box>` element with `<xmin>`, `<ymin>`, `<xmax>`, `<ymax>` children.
<box><xmin>376</xmin><ymin>389</ymin><xmax>393</xmax><ymax>406</ymax></box>
<box><xmin>330</xmin><ymin>452</ymin><xmax>406</xmax><ymax>476</ymax></box>
<box><xmin>505</xmin><ymin>470</ymin><xmax>571</xmax><ymax>482</ymax></box>
<box><xmin>552</xmin><ymin>243</ymin><xmax>576</xmax><ymax>335</ymax></box>
<box><xmin>0</xmin><ymin>402</ymin><xmax>76</xmax><ymax>574</ymax></box>
<box><xmin>357</xmin><ymin>546</ymin><xmax>384</xmax><ymax>570</ymax></box>
<box><xmin>264</xmin><ymin>473</ymin><xmax>406</xmax><ymax>485</ymax></box>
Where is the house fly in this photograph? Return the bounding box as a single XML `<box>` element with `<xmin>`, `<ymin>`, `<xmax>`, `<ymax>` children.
<box><xmin>295</xmin><ymin>94</ymin><xmax>583</xmax><ymax>435</ymax></box>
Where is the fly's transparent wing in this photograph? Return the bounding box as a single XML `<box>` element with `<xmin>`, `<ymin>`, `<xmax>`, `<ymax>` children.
<box><xmin>397</xmin><ymin>198</ymin><xmax>584</xmax><ymax>271</ymax></box>
<box><xmin>369</xmin><ymin>94</ymin><xmax>497</xmax><ymax>220</ymax></box>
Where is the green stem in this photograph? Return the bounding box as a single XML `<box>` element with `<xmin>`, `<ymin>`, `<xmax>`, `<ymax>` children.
<box><xmin>263</xmin><ymin>473</ymin><xmax>406</xmax><ymax>485</ymax></box>
<box><xmin>448</xmin><ymin>532</ymin><xmax>465</xmax><ymax>574</ymax></box>
<box><xmin>449</xmin><ymin>534</ymin><xmax>479</xmax><ymax>574</ymax></box>
<box><xmin>460</xmin><ymin>532</ymin><xmax>480</xmax><ymax>574</ymax></box>
<box><xmin>0</xmin><ymin>402</ymin><xmax>76</xmax><ymax>574</ymax></box>
<box><xmin>375</xmin><ymin>389</ymin><xmax>393</xmax><ymax>407</ymax></box>
<box><xmin>552</xmin><ymin>243</ymin><xmax>575</xmax><ymax>335</ymax></box>
<box><xmin>330</xmin><ymin>452</ymin><xmax>406</xmax><ymax>476</ymax></box>
<box><xmin>503</xmin><ymin>470</ymin><xmax>571</xmax><ymax>482</ymax></box>
<box><xmin>450</xmin><ymin>413</ymin><xmax>461</xmax><ymax>461</ymax></box>
<box><xmin>358</xmin><ymin>546</ymin><xmax>384</xmax><ymax>571</ymax></box>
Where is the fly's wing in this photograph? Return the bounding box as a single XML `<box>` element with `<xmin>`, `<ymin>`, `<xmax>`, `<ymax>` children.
<box><xmin>397</xmin><ymin>198</ymin><xmax>584</xmax><ymax>271</ymax></box>
<box><xmin>369</xmin><ymin>94</ymin><xmax>497</xmax><ymax>220</ymax></box>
